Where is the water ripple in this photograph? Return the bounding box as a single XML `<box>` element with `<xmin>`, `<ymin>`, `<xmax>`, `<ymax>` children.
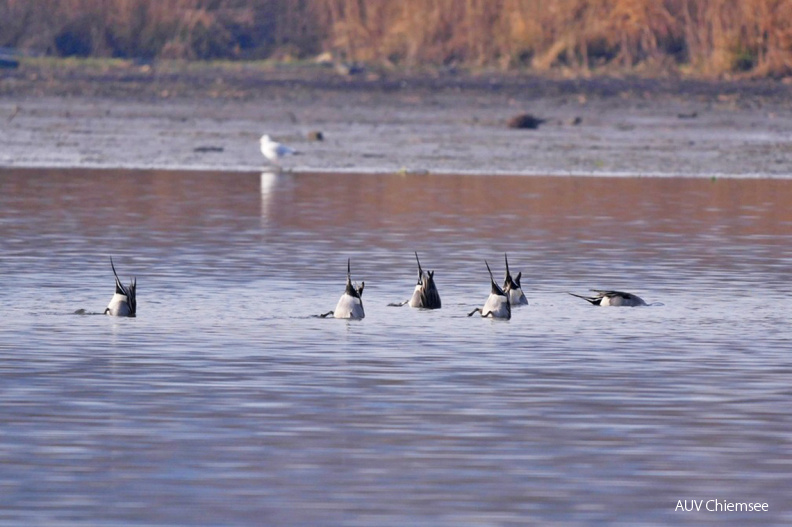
<box><xmin>1</xmin><ymin>169</ymin><xmax>791</xmax><ymax>525</ymax></box>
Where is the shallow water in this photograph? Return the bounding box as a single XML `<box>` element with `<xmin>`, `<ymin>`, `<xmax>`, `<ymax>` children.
<box><xmin>1</xmin><ymin>168</ymin><xmax>791</xmax><ymax>526</ymax></box>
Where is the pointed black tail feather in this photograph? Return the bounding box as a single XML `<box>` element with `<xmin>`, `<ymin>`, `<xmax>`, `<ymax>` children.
<box><xmin>568</xmin><ymin>292</ymin><xmax>601</xmax><ymax>305</ymax></box>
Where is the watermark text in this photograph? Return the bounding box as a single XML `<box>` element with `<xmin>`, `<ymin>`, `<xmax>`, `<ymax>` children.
<box><xmin>676</xmin><ymin>499</ymin><xmax>768</xmax><ymax>512</ymax></box>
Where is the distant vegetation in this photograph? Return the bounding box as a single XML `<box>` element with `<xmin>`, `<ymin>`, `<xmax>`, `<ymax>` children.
<box><xmin>1</xmin><ymin>0</ymin><xmax>790</xmax><ymax>77</ymax></box>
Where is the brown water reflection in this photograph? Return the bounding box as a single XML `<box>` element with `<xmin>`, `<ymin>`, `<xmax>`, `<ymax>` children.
<box><xmin>261</xmin><ymin>171</ymin><xmax>792</xmax><ymax>240</ymax></box>
<box><xmin>4</xmin><ymin>168</ymin><xmax>792</xmax><ymax>241</ymax></box>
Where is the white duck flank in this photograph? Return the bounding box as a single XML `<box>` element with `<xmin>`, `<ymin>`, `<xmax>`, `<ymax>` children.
<box><xmin>502</xmin><ymin>253</ymin><xmax>528</xmax><ymax>306</ymax></box>
<box><xmin>105</xmin><ymin>257</ymin><xmax>136</xmax><ymax>317</ymax></box>
<box><xmin>468</xmin><ymin>260</ymin><xmax>511</xmax><ymax>319</ymax></box>
<box><xmin>321</xmin><ymin>259</ymin><xmax>365</xmax><ymax>319</ymax></box>
<box><xmin>569</xmin><ymin>290</ymin><xmax>647</xmax><ymax>307</ymax></box>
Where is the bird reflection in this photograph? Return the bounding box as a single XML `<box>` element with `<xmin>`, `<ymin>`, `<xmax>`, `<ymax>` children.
<box><xmin>260</xmin><ymin>170</ymin><xmax>278</xmax><ymax>225</ymax></box>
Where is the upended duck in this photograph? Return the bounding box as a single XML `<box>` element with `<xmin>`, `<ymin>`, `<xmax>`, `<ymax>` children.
<box><xmin>468</xmin><ymin>260</ymin><xmax>511</xmax><ymax>319</ymax></box>
<box><xmin>502</xmin><ymin>253</ymin><xmax>528</xmax><ymax>306</ymax></box>
<box><xmin>568</xmin><ymin>290</ymin><xmax>647</xmax><ymax>307</ymax></box>
<box><xmin>105</xmin><ymin>257</ymin><xmax>136</xmax><ymax>317</ymax></box>
<box><xmin>321</xmin><ymin>259</ymin><xmax>365</xmax><ymax>319</ymax></box>
<box><xmin>388</xmin><ymin>252</ymin><xmax>441</xmax><ymax>309</ymax></box>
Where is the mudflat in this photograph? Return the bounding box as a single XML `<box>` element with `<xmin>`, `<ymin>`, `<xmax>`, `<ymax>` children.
<box><xmin>2</xmin><ymin>62</ymin><xmax>791</xmax><ymax>176</ymax></box>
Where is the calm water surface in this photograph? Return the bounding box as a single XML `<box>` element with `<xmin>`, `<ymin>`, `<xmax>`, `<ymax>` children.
<box><xmin>1</xmin><ymin>169</ymin><xmax>791</xmax><ymax>526</ymax></box>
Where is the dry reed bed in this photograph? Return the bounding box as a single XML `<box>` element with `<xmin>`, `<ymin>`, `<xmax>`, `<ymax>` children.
<box><xmin>1</xmin><ymin>0</ymin><xmax>790</xmax><ymax>77</ymax></box>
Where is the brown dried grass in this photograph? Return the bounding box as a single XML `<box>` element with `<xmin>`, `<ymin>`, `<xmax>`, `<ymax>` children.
<box><xmin>0</xmin><ymin>0</ymin><xmax>326</xmax><ymax>60</ymax></box>
<box><xmin>0</xmin><ymin>0</ymin><xmax>790</xmax><ymax>77</ymax></box>
<box><xmin>318</xmin><ymin>0</ymin><xmax>792</xmax><ymax>77</ymax></box>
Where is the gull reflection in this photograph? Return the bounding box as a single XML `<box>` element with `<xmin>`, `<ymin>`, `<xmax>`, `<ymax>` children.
<box><xmin>260</xmin><ymin>170</ymin><xmax>278</xmax><ymax>225</ymax></box>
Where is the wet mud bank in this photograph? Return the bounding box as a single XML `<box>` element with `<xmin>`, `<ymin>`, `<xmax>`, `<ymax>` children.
<box><xmin>1</xmin><ymin>66</ymin><xmax>791</xmax><ymax>177</ymax></box>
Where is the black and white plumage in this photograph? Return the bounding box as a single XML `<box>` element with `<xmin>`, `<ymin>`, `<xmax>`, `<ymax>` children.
<box><xmin>389</xmin><ymin>252</ymin><xmax>441</xmax><ymax>309</ymax></box>
<box><xmin>568</xmin><ymin>290</ymin><xmax>647</xmax><ymax>307</ymax></box>
<box><xmin>321</xmin><ymin>259</ymin><xmax>365</xmax><ymax>319</ymax></box>
<box><xmin>260</xmin><ymin>134</ymin><xmax>296</xmax><ymax>164</ymax></box>
<box><xmin>105</xmin><ymin>257</ymin><xmax>136</xmax><ymax>317</ymax></box>
<box><xmin>468</xmin><ymin>260</ymin><xmax>511</xmax><ymax>319</ymax></box>
<box><xmin>502</xmin><ymin>253</ymin><xmax>528</xmax><ymax>306</ymax></box>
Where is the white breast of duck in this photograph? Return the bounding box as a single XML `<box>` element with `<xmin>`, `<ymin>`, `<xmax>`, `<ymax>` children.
<box><xmin>408</xmin><ymin>284</ymin><xmax>423</xmax><ymax>308</ymax></box>
<box><xmin>469</xmin><ymin>260</ymin><xmax>512</xmax><ymax>319</ymax></box>
<box><xmin>106</xmin><ymin>258</ymin><xmax>136</xmax><ymax>317</ymax></box>
<box><xmin>408</xmin><ymin>269</ymin><xmax>441</xmax><ymax>309</ymax></box>
<box><xmin>507</xmin><ymin>288</ymin><xmax>528</xmax><ymax>306</ymax></box>
<box><xmin>598</xmin><ymin>291</ymin><xmax>646</xmax><ymax>307</ymax></box>
<box><xmin>570</xmin><ymin>290</ymin><xmax>647</xmax><ymax>307</ymax></box>
<box><xmin>106</xmin><ymin>292</ymin><xmax>133</xmax><ymax>316</ymax></box>
<box><xmin>334</xmin><ymin>280</ymin><xmax>365</xmax><ymax>319</ymax></box>
<box><xmin>502</xmin><ymin>254</ymin><xmax>528</xmax><ymax>306</ymax></box>
<box><xmin>482</xmin><ymin>290</ymin><xmax>511</xmax><ymax>319</ymax></box>
<box><xmin>503</xmin><ymin>271</ymin><xmax>528</xmax><ymax>306</ymax></box>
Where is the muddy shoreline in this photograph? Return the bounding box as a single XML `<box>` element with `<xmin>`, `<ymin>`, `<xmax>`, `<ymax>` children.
<box><xmin>2</xmin><ymin>64</ymin><xmax>791</xmax><ymax>176</ymax></box>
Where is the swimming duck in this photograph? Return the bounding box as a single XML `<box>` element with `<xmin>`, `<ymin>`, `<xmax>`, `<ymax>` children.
<box><xmin>321</xmin><ymin>259</ymin><xmax>365</xmax><ymax>319</ymax></box>
<box><xmin>105</xmin><ymin>257</ymin><xmax>136</xmax><ymax>317</ymax></box>
<box><xmin>260</xmin><ymin>134</ymin><xmax>296</xmax><ymax>164</ymax></box>
<box><xmin>502</xmin><ymin>253</ymin><xmax>528</xmax><ymax>306</ymax></box>
<box><xmin>568</xmin><ymin>290</ymin><xmax>647</xmax><ymax>307</ymax></box>
<box><xmin>468</xmin><ymin>260</ymin><xmax>511</xmax><ymax>319</ymax></box>
<box><xmin>389</xmin><ymin>252</ymin><xmax>441</xmax><ymax>309</ymax></box>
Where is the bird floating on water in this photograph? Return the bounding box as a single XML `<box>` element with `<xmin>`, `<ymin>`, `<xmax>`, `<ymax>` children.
<box><xmin>389</xmin><ymin>252</ymin><xmax>441</xmax><ymax>309</ymax></box>
<box><xmin>502</xmin><ymin>253</ymin><xmax>528</xmax><ymax>306</ymax></box>
<box><xmin>468</xmin><ymin>260</ymin><xmax>511</xmax><ymax>319</ymax></box>
<box><xmin>105</xmin><ymin>257</ymin><xmax>136</xmax><ymax>317</ymax></box>
<box><xmin>321</xmin><ymin>259</ymin><xmax>365</xmax><ymax>319</ymax></box>
<box><xmin>568</xmin><ymin>290</ymin><xmax>647</xmax><ymax>307</ymax></box>
<box><xmin>260</xmin><ymin>134</ymin><xmax>296</xmax><ymax>165</ymax></box>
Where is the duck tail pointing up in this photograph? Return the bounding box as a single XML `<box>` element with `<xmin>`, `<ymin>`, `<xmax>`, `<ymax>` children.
<box><xmin>486</xmin><ymin>260</ymin><xmax>504</xmax><ymax>295</ymax></box>
<box><xmin>110</xmin><ymin>256</ymin><xmax>124</xmax><ymax>294</ymax></box>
